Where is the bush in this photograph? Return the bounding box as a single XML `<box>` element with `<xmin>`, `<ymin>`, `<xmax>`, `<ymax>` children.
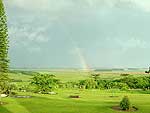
<box><xmin>120</xmin><ymin>96</ymin><xmax>131</xmax><ymax>110</ymax></box>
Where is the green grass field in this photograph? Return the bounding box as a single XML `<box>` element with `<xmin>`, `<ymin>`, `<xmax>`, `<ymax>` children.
<box><xmin>0</xmin><ymin>70</ymin><xmax>150</xmax><ymax>113</ymax></box>
<box><xmin>1</xmin><ymin>89</ymin><xmax>150</xmax><ymax>113</ymax></box>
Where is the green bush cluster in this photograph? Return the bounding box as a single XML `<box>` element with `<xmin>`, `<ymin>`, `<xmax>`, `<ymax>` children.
<box><xmin>64</xmin><ymin>79</ymin><xmax>129</xmax><ymax>90</ymax></box>
<box><xmin>117</xmin><ymin>76</ymin><xmax>150</xmax><ymax>90</ymax></box>
<box><xmin>120</xmin><ymin>96</ymin><xmax>131</xmax><ymax>110</ymax></box>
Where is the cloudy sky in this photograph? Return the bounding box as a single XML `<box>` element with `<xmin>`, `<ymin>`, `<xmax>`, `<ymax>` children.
<box><xmin>3</xmin><ymin>0</ymin><xmax>150</xmax><ymax>69</ymax></box>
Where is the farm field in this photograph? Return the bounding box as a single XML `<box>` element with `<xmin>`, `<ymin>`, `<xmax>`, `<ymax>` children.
<box><xmin>0</xmin><ymin>70</ymin><xmax>150</xmax><ymax>113</ymax></box>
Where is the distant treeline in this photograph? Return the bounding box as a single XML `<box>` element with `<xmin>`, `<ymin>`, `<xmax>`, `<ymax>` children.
<box><xmin>9</xmin><ymin>70</ymin><xmax>39</xmax><ymax>76</ymax></box>
<box><xmin>95</xmin><ymin>69</ymin><xmax>125</xmax><ymax>71</ymax></box>
<box><xmin>95</xmin><ymin>68</ymin><xmax>145</xmax><ymax>72</ymax></box>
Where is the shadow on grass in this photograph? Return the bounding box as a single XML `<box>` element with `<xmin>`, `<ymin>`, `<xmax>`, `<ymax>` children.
<box><xmin>0</xmin><ymin>106</ymin><xmax>12</xmax><ymax>113</ymax></box>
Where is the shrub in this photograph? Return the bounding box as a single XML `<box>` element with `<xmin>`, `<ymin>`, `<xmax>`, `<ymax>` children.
<box><xmin>120</xmin><ymin>96</ymin><xmax>131</xmax><ymax>110</ymax></box>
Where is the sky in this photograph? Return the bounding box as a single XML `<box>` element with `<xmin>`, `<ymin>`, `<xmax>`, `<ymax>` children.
<box><xmin>3</xmin><ymin>0</ymin><xmax>150</xmax><ymax>69</ymax></box>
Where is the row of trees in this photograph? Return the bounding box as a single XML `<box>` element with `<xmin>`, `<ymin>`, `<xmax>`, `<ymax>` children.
<box><xmin>28</xmin><ymin>73</ymin><xmax>150</xmax><ymax>94</ymax></box>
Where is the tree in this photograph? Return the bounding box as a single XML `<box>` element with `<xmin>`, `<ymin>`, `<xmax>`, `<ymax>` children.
<box><xmin>0</xmin><ymin>73</ymin><xmax>10</xmax><ymax>104</ymax></box>
<box><xmin>120</xmin><ymin>96</ymin><xmax>131</xmax><ymax>110</ymax></box>
<box><xmin>0</xmin><ymin>0</ymin><xmax>9</xmax><ymax>104</ymax></box>
<box><xmin>0</xmin><ymin>0</ymin><xmax>9</xmax><ymax>73</ymax></box>
<box><xmin>145</xmin><ymin>67</ymin><xmax>150</xmax><ymax>74</ymax></box>
<box><xmin>31</xmin><ymin>74</ymin><xmax>59</xmax><ymax>93</ymax></box>
<box><xmin>91</xmin><ymin>73</ymin><xmax>100</xmax><ymax>81</ymax></box>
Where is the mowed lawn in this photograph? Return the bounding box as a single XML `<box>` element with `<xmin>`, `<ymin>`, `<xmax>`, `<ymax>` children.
<box><xmin>0</xmin><ymin>89</ymin><xmax>150</xmax><ymax>113</ymax></box>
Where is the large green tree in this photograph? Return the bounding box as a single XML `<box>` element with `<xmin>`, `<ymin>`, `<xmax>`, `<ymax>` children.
<box><xmin>0</xmin><ymin>0</ymin><xmax>9</xmax><ymax>104</ymax></box>
<box><xmin>0</xmin><ymin>0</ymin><xmax>9</xmax><ymax>73</ymax></box>
<box><xmin>31</xmin><ymin>74</ymin><xmax>59</xmax><ymax>93</ymax></box>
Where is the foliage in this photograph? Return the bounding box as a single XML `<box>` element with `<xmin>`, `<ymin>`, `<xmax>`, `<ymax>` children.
<box><xmin>63</xmin><ymin>75</ymin><xmax>150</xmax><ymax>90</ymax></box>
<box><xmin>118</xmin><ymin>76</ymin><xmax>150</xmax><ymax>90</ymax></box>
<box><xmin>0</xmin><ymin>0</ymin><xmax>10</xmax><ymax>104</ymax></box>
<box><xmin>31</xmin><ymin>74</ymin><xmax>59</xmax><ymax>93</ymax></box>
<box><xmin>120</xmin><ymin>96</ymin><xmax>131</xmax><ymax>110</ymax></box>
<box><xmin>0</xmin><ymin>0</ymin><xmax>9</xmax><ymax>73</ymax></box>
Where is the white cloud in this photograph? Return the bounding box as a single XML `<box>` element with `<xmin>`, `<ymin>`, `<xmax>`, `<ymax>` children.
<box><xmin>8</xmin><ymin>23</ymin><xmax>50</xmax><ymax>49</ymax></box>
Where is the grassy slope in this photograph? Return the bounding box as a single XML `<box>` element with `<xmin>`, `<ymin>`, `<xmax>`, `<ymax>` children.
<box><xmin>1</xmin><ymin>89</ymin><xmax>150</xmax><ymax>113</ymax></box>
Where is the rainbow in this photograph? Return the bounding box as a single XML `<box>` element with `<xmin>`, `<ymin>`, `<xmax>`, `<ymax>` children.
<box><xmin>69</xmin><ymin>37</ymin><xmax>90</xmax><ymax>71</ymax></box>
<box><xmin>59</xmin><ymin>21</ymin><xmax>90</xmax><ymax>71</ymax></box>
